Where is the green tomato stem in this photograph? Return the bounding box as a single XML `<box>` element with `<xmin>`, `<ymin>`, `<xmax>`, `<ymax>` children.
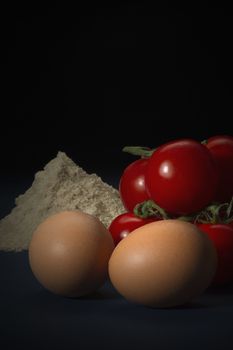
<box><xmin>122</xmin><ymin>146</ymin><xmax>154</xmax><ymax>158</ymax></box>
<box><xmin>134</xmin><ymin>199</ymin><xmax>169</xmax><ymax>219</ymax></box>
<box><xmin>201</xmin><ymin>139</ymin><xmax>208</xmax><ymax>145</ymax></box>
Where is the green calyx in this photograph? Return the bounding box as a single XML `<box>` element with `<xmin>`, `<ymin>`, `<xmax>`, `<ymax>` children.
<box><xmin>133</xmin><ymin>200</ymin><xmax>196</xmax><ymax>222</ymax></box>
<box><xmin>133</xmin><ymin>197</ymin><xmax>233</xmax><ymax>225</ymax></box>
<box><xmin>134</xmin><ymin>200</ymin><xmax>169</xmax><ymax>219</ymax></box>
<box><xmin>122</xmin><ymin>146</ymin><xmax>155</xmax><ymax>158</ymax></box>
<box><xmin>195</xmin><ymin>197</ymin><xmax>233</xmax><ymax>224</ymax></box>
<box><xmin>201</xmin><ymin>139</ymin><xmax>208</xmax><ymax>145</ymax></box>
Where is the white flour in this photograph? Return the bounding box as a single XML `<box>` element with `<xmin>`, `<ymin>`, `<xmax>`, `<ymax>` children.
<box><xmin>0</xmin><ymin>152</ymin><xmax>124</xmax><ymax>251</ymax></box>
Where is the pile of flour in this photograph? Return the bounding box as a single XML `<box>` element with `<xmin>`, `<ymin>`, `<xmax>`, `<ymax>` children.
<box><xmin>0</xmin><ymin>152</ymin><xmax>125</xmax><ymax>252</ymax></box>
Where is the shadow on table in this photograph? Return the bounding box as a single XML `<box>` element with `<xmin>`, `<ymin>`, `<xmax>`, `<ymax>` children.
<box><xmin>207</xmin><ymin>282</ymin><xmax>233</xmax><ymax>295</ymax></box>
<box><xmin>78</xmin><ymin>287</ymin><xmax>120</xmax><ymax>301</ymax></box>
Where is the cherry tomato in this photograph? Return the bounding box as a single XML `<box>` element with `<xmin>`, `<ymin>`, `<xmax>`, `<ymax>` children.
<box><xmin>146</xmin><ymin>139</ymin><xmax>218</xmax><ymax>215</ymax></box>
<box><xmin>205</xmin><ymin>135</ymin><xmax>233</xmax><ymax>202</ymax></box>
<box><xmin>108</xmin><ymin>213</ymin><xmax>157</xmax><ymax>245</ymax></box>
<box><xmin>119</xmin><ymin>158</ymin><xmax>150</xmax><ymax>212</ymax></box>
<box><xmin>198</xmin><ymin>223</ymin><xmax>233</xmax><ymax>285</ymax></box>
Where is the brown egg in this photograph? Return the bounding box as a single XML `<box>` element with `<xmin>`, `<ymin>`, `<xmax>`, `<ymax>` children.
<box><xmin>109</xmin><ymin>220</ymin><xmax>217</xmax><ymax>308</ymax></box>
<box><xmin>29</xmin><ymin>211</ymin><xmax>114</xmax><ymax>297</ymax></box>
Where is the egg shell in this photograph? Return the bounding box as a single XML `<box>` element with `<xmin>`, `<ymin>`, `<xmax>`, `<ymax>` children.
<box><xmin>109</xmin><ymin>219</ymin><xmax>217</xmax><ymax>308</ymax></box>
<box><xmin>29</xmin><ymin>210</ymin><xmax>114</xmax><ymax>297</ymax></box>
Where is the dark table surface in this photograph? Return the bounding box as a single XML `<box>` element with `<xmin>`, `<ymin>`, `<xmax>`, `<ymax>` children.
<box><xmin>1</xmin><ymin>176</ymin><xmax>233</xmax><ymax>350</ymax></box>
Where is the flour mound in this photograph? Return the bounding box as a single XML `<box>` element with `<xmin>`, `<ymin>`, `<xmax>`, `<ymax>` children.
<box><xmin>0</xmin><ymin>152</ymin><xmax>125</xmax><ymax>251</ymax></box>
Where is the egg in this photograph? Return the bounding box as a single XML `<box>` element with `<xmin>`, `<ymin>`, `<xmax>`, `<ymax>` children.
<box><xmin>29</xmin><ymin>210</ymin><xmax>114</xmax><ymax>297</ymax></box>
<box><xmin>108</xmin><ymin>219</ymin><xmax>217</xmax><ymax>308</ymax></box>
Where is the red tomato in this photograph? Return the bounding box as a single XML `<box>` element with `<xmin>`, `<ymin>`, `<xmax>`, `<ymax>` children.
<box><xmin>146</xmin><ymin>139</ymin><xmax>218</xmax><ymax>215</ymax></box>
<box><xmin>119</xmin><ymin>158</ymin><xmax>150</xmax><ymax>212</ymax></box>
<box><xmin>205</xmin><ymin>135</ymin><xmax>233</xmax><ymax>202</ymax></box>
<box><xmin>198</xmin><ymin>223</ymin><xmax>233</xmax><ymax>285</ymax></box>
<box><xmin>108</xmin><ymin>213</ymin><xmax>157</xmax><ymax>245</ymax></box>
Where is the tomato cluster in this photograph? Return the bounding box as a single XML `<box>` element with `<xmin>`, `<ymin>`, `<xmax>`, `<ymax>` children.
<box><xmin>109</xmin><ymin>135</ymin><xmax>233</xmax><ymax>286</ymax></box>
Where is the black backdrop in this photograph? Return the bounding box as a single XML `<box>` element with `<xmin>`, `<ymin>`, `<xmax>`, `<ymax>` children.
<box><xmin>1</xmin><ymin>3</ymin><xmax>233</xmax><ymax>178</ymax></box>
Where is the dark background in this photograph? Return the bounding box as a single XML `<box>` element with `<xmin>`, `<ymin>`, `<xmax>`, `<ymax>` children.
<box><xmin>1</xmin><ymin>3</ymin><xmax>233</xmax><ymax>181</ymax></box>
